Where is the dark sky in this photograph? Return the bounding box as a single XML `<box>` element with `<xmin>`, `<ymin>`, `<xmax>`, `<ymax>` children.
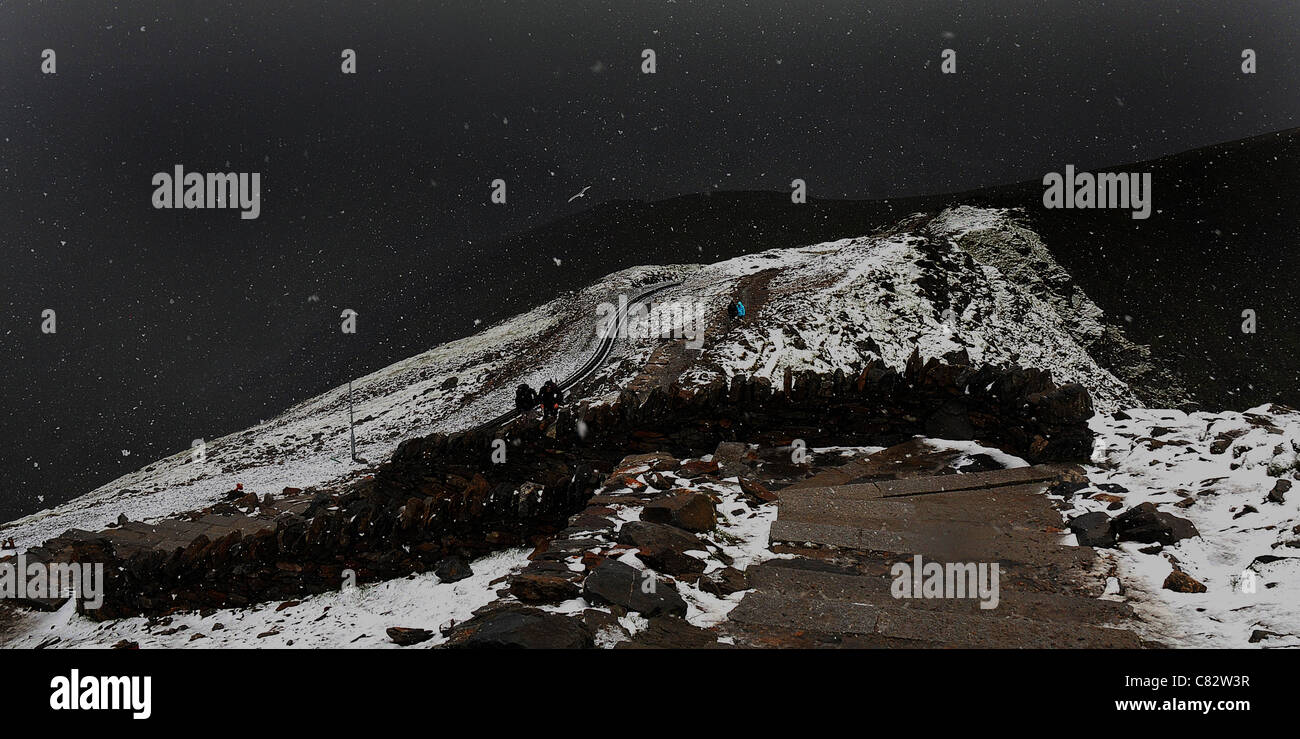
<box><xmin>2</xmin><ymin>0</ymin><xmax>1298</xmax><ymax>521</ymax></box>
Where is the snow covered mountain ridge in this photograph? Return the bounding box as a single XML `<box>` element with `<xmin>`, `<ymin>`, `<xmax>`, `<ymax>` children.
<box><xmin>1</xmin><ymin>205</ymin><xmax>1169</xmax><ymax>546</ymax></box>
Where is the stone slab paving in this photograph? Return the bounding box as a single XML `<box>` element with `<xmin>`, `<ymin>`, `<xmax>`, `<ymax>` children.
<box><xmin>721</xmin><ymin>464</ymin><xmax>1155</xmax><ymax>648</ymax></box>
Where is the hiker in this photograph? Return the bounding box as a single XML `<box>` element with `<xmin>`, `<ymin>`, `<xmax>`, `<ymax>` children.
<box><xmin>729</xmin><ymin>299</ymin><xmax>746</xmax><ymax>320</ymax></box>
<box><xmin>515</xmin><ymin>383</ymin><xmax>537</xmax><ymax>412</ymax></box>
<box><xmin>727</xmin><ymin>300</ymin><xmax>739</xmax><ymax>320</ymax></box>
<box><xmin>538</xmin><ymin>379</ymin><xmax>564</xmax><ymax>422</ymax></box>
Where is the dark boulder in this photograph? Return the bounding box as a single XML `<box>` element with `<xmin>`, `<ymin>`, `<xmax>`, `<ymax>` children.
<box><xmin>454</xmin><ymin>608</ymin><xmax>593</xmax><ymax>649</ymax></box>
<box><xmin>699</xmin><ymin>566</ymin><xmax>750</xmax><ymax>596</ymax></box>
<box><xmin>645</xmin><ymin>472</ymin><xmax>674</xmax><ymax>491</ymax></box>
<box><xmin>617</xmin><ymin>616</ymin><xmax>726</xmax><ymax>649</ymax></box>
<box><xmin>617</xmin><ymin>521</ymin><xmax>707</xmax><ymax>575</ymax></box>
<box><xmin>1267</xmin><ymin>479</ymin><xmax>1291</xmax><ymax>504</ymax></box>
<box><xmin>1113</xmin><ymin>502</ymin><xmax>1200</xmax><ymax>545</ymax></box>
<box><xmin>582</xmin><ymin>559</ymin><xmax>687</xmax><ymax>617</ymax></box>
<box><xmin>641</xmin><ymin>491</ymin><xmax>716</xmax><ymax>532</ymax></box>
<box><xmin>508</xmin><ymin>573</ymin><xmax>581</xmax><ymax>603</ymax></box>
<box><xmin>386</xmin><ymin>627</ymin><xmax>434</xmax><ymax>646</ymax></box>
<box><xmin>738</xmin><ymin>477</ymin><xmax>777</xmax><ymax>504</ymax></box>
<box><xmin>434</xmin><ymin>556</ymin><xmax>473</xmax><ymax>583</ymax></box>
<box><xmin>1067</xmin><ymin>511</ymin><xmax>1115</xmax><ymax>548</ymax></box>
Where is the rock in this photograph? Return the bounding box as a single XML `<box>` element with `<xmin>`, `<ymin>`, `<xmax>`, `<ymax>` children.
<box><xmin>641</xmin><ymin>491</ymin><xmax>717</xmax><ymax>532</ymax></box>
<box><xmin>455</xmin><ymin>608</ymin><xmax>593</xmax><ymax>649</ymax></box>
<box><xmin>700</xmin><ymin>566</ymin><xmax>749</xmax><ymax>596</ymax></box>
<box><xmin>275</xmin><ymin>600</ymin><xmax>300</xmax><ymax>612</ymax></box>
<box><xmin>712</xmin><ymin>441</ymin><xmax>751</xmax><ymax>476</ymax></box>
<box><xmin>509</xmin><ymin>573</ymin><xmax>581</xmax><ymax>603</ymax></box>
<box><xmin>1113</xmin><ymin>502</ymin><xmax>1200</xmax><ymax>545</ymax></box>
<box><xmin>110</xmin><ymin>639</ymin><xmax>139</xmax><ymax>650</ymax></box>
<box><xmin>924</xmin><ymin>399</ymin><xmax>974</xmax><ymax>440</ymax></box>
<box><xmin>738</xmin><ymin>477</ymin><xmax>777</xmax><ymax>504</ymax></box>
<box><xmin>612</xmin><ymin>452</ymin><xmax>678</xmax><ymax>475</ymax></box>
<box><xmin>582</xmin><ymin>559</ymin><xmax>687</xmax><ymax>617</ymax></box>
<box><xmin>1249</xmin><ymin>629</ymin><xmax>1283</xmax><ymax>643</ymax></box>
<box><xmin>1210</xmin><ymin>428</ymin><xmax>1247</xmax><ymax>454</ymax></box>
<box><xmin>617</xmin><ymin>616</ymin><xmax>726</xmax><ymax>649</ymax></box>
<box><xmin>1049</xmin><ymin>480</ymin><xmax>1090</xmax><ymax>499</ymax></box>
<box><xmin>1233</xmin><ymin>505</ymin><xmax>1258</xmax><ymax>520</ymax></box>
<box><xmin>617</xmin><ymin>521</ymin><xmax>707</xmax><ymax>575</ymax></box>
<box><xmin>1066</xmin><ymin>511</ymin><xmax>1115</xmax><ymax>548</ymax></box>
<box><xmin>1090</xmin><ymin>492</ymin><xmax>1124</xmax><ymax>511</ymax></box>
<box><xmin>387</xmin><ymin>627</ymin><xmax>435</xmax><ymax>646</ymax></box>
<box><xmin>1162</xmin><ymin>570</ymin><xmax>1207</xmax><ymax>593</ymax></box>
<box><xmin>1267</xmin><ymin>479</ymin><xmax>1291</xmax><ymax>504</ymax></box>
<box><xmin>678</xmin><ymin>460</ymin><xmax>721</xmax><ymax>479</ymax></box>
<box><xmin>583</xmin><ymin>609</ymin><xmax>631</xmax><ymax>645</ymax></box>
<box><xmin>435</xmin><ymin>556</ymin><xmax>474</xmax><ymax>583</ymax></box>
<box><xmin>645</xmin><ymin>471</ymin><xmax>673</xmax><ymax>490</ymax></box>
<box><xmin>602</xmin><ymin>475</ymin><xmax>647</xmax><ymax>493</ymax></box>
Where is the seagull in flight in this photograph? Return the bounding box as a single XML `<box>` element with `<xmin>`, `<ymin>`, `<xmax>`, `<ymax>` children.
<box><xmin>568</xmin><ymin>185</ymin><xmax>592</xmax><ymax>203</ymax></box>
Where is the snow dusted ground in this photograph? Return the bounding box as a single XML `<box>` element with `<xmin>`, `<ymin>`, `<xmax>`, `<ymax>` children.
<box><xmin>3</xmin><ymin>548</ymin><xmax>533</xmax><ymax>649</ymax></box>
<box><xmin>1</xmin><ymin>456</ymin><xmax>784</xmax><ymax>649</ymax></box>
<box><xmin>1064</xmin><ymin>407</ymin><xmax>1300</xmax><ymax>647</ymax></box>
<box><xmin>0</xmin><ymin>265</ymin><xmax>685</xmax><ymax>548</ymax></box>
<box><xmin>520</xmin><ymin>457</ymin><xmax>783</xmax><ymax>644</ymax></box>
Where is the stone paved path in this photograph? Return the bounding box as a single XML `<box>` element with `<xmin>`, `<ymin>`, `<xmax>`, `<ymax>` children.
<box><xmin>721</xmin><ymin>465</ymin><xmax>1154</xmax><ymax>648</ymax></box>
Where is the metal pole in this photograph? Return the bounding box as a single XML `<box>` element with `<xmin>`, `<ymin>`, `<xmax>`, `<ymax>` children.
<box><xmin>349</xmin><ymin>379</ymin><xmax>357</xmax><ymax>461</ymax></box>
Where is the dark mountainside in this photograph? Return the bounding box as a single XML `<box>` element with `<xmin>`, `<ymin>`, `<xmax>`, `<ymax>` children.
<box><xmin>965</xmin><ymin>127</ymin><xmax>1300</xmax><ymax>413</ymax></box>
<box><xmin>4</xmin><ymin>130</ymin><xmax>1295</xmax><ymax>521</ymax></box>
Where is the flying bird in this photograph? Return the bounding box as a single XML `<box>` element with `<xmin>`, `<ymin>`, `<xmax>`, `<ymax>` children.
<box><xmin>568</xmin><ymin>186</ymin><xmax>591</xmax><ymax>203</ymax></box>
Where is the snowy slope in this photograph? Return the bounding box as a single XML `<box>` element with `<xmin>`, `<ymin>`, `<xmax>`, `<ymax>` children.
<box><xmin>0</xmin><ymin>264</ymin><xmax>686</xmax><ymax>547</ymax></box>
<box><xmin>1065</xmin><ymin>405</ymin><xmax>1300</xmax><ymax>647</ymax></box>
<box><xmin>2</xmin><ymin>207</ymin><xmax>1145</xmax><ymax>547</ymax></box>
